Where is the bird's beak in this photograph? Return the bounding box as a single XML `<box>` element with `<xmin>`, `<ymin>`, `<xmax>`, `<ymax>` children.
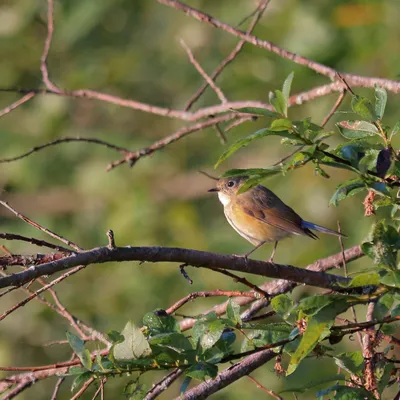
<box><xmin>208</xmin><ymin>188</ymin><xmax>219</xmax><ymax>192</ymax></box>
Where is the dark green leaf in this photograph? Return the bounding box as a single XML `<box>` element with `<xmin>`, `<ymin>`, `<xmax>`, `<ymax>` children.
<box><xmin>226</xmin><ymin>299</ymin><xmax>241</xmax><ymax>325</ymax></box>
<box><xmin>391</xmin><ymin>304</ymin><xmax>400</xmax><ymax>317</ymax></box>
<box><xmin>329</xmin><ymin>178</ymin><xmax>366</xmax><ymax>206</ymax></box>
<box><xmin>317</xmin><ymin>384</ymin><xmax>374</xmax><ymax>399</ymax></box>
<box><xmin>66</xmin><ymin>332</ymin><xmax>93</xmax><ymax>371</ymax></box>
<box><xmin>334</xmin><ymin>351</ymin><xmax>364</xmax><ymax>376</ymax></box>
<box><xmin>143</xmin><ymin>311</ymin><xmax>179</xmax><ymax>335</ymax></box>
<box><xmin>123</xmin><ymin>380</ymin><xmax>148</xmax><ymax>400</ymax></box>
<box><xmin>231</xmin><ymin>106</ymin><xmax>280</xmax><ymax>118</ymax></box>
<box><xmin>373</xmin><ymin>293</ymin><xmax>394</xmax><ymax>320</ymax></box>
<box><xmin>108</xmin><ymin>330</ymin><xmax>124</xmax><ymax>344</ymax></box>
<box><xmin>337</xmin><ymin>120</ymin><xmax>378</xmax><ymax>139</ymax></box>
<box><xmin>113</xmin><ymin>321</ymin><xmax>152</xmax><ymax>360</ymax></box>
<box><xmin>185</xmin><ymin>362</ymin><xmax>218</xmax><ymax>381</ymax></box>
<box><xmin>241</xmin><ymin>326</ymin><xmax>292</xmax><ymax>352</ymax></box>
<box><xmin>180</xmin><ymin>376</ymin><xmax>192</xmax><ymax>396</ymax></box>
<box><xmin>374</xmin><ymin>86</ymin><xmax>387</xmax><ymax>120</ymax></box>
<box><xmin>351</xmin><ymin>95</ymin><xmax>377</xmax><ymax>121</ymax></box>
<box><xmin>149</xmin><ymin>332</ymin><xmax>193</xmax><ymax>354</ymax></box>
<box><xmin>192</xmin><ymin>315</ymin><xmax>226</xmax><ymax>351</ymax></box>
<box><xmin>71</xmin><ymin>371</ymin><xmax>92</xmax><ymax>392</ymax></box>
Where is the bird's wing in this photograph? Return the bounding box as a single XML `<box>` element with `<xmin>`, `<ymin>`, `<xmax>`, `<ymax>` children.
<box><xmin>237</xmin><ymin>186</ymin><xmax>317</xmax><ymax>238</ymax></box>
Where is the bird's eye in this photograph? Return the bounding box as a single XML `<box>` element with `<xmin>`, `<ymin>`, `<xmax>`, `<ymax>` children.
<box><xmin>227</xmin><ymin>180</ymin><xmax>235</xmax><ymax>188</ymax></box>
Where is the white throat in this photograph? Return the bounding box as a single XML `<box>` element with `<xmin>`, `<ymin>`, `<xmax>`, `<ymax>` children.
<box><xmin>218</xmin><ymin>191</ymin><xmax>231</xmax><ymax>206</ymax></box>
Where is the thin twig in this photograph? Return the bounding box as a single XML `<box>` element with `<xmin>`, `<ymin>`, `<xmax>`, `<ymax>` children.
<box><xmin>166</xmin><ymin>290</ymin><xmax>256</xmax><ymax>315</ymax></box>
<box><xmin>247</xmin><ymin>375</ymin><xmax>283</xmax><ymax>399</ymax></box>
<box><xmin>0</xmin><ymin>92</ymin><xmax>36</xmax><ymax>118</ymax></box>
<box><xmin>0</xmin><ymin>232</ymin><xmax>71</xmax><ymax>253</ymax></box>
<box><xmin>143</xmin><ymin>369</ymin><xmax>184</xmax><ymax>400</ymax></box>
<box><xmin>0</xmin><ymin>137</ymin><xmax>131</xmax><ymax>164</ymax></box>
<box><xmin>180</xmin><ymin>39</ymin><xmax>227</xmax><ymax>104</ymax></box>
<box><xmin>50</xmin><ymin>376</ymin><xmax>66</xmax><ymax>400</ymax></box>
<box><xmin>40</xmin><ymin>0</ymin><xmax>60</xmax><ymax>92</ymax></box>
<box><xmin>70</xmin><ymin>377</ymin><xmax>95</xmax><ymax>400</ymax></box>
<box><xmin>0</xmin><ymin>201</ymin><xmax>82</xmax><ymax>252</ymax></box>
<box><xmin>320</xmin><ymin>90</ymin><xmax>346</xmax><ymax>127</ymax></box>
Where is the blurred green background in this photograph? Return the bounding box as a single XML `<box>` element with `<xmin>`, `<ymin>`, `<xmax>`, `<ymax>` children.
<box><xmin>0</xmin><ymin>0</ymin><xmax>399</xmax><ymax>398</ymax></box>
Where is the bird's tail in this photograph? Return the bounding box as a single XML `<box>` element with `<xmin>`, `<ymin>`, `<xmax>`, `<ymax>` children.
<box><xmin>302</xmin><ymin>221</ymin><xmax>346</xmax><ymax>237</ymax></box>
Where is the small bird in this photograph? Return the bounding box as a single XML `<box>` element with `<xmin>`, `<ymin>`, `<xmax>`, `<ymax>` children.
<box><xmin>208</xmin><ymin>176</ymin><xmax>345</xmax><ymax>262</ymax></box>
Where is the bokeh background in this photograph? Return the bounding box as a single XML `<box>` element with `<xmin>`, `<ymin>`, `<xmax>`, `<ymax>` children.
<box><xmin>0</xmin><ymin>0</ymin><xmax>399</xmax><ymax>398</ymax></box>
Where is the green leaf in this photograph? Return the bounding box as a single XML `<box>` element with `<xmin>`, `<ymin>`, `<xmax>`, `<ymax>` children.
<box><xmin>351</xmin><ymin>95</ymin><xmax>377</xmax><ymax>121</ymax></box>
<box><xmin>241</xmin><ymin>325</ymin><xmax>293</xmax><ymax>352</ymax></box>
<box><xmin>271</xmin><ymin>294</ymin><xmax>295</xmax><ymax>322</ymax></box>
<box><xmin>334</xmin><ymin>351</ymin><xmax>364</xmax><ymax>376</ymax></box>
<box><xmin>377</xmin><ymin>363</ymin><xmax>395</xmax><ymax>395</ymax></box>
<box><xmin>347</xmin><ymin>272</ymin><xmax>380</xmax><ymax>287</ymax></box>
<box><xmin>317</xmin><ymin>384</ymin><xmax>374</xmax><ymax>399</ymax></box>
<box><xmin>280</xmin><ymin>374</ymin><xmax>345</xmax><ymax>394</ymax></box>
<box><xmin>297</xmin><ymin>294</ymin><xmax>352</xmax><ymax>316</ymax></box>
<box><xmin>379</xmin><ymin>270</ymin><xmax>400</xmax><ymax>288</ymax></box>
<box><xmin>123</xmin><ymin>380</ymin><xmax>148</xmax><ymax>400</ymax></box>
<box><xmin>185</xmin><ymin>362</ymin><xmax>218</xmax><ymax>381</ymax></box>
<box><xmin>287</xmin><ymin>301</ymin><xmax>350</xmax><ymax>376</ymax></box>
<box><xmin>113</xmin><ymin>321</ymin><xmax>152</xmax><ymax>360</ymax></box>
<box><xmin>270</xmin><ymin>118</ymin><xmax>292</xmax><ymax>131</ymax></box>
<box><xmin>222</xmin><ymin>166</ymin><xmax>282</xmax><ymax>179</ymax></box>
<box><xmin>390</xmin><ymin>121</ymin><xmax>400</xmax><ymax>138</ymax></box>
<box><xmin>230</xmin><ymin>106</ymin><xmax>280</xmax><ymax>118</ymax></box>
<box><xmin>391</xmin><ymin>304</ymin><xmax>400</xmax><ymax>317</ymax></box>
<box><xmin>361</xmin><ymin>221</ymin><xmax>400</xmax><ymax>269</ymax></box>
<box><xmin>71</xmin><ymin>371</ymin><xmax>92</xmax><ymax>392</ymax></box>
<box><xmin>214</xmin><ymin>128</ymin><xmax>300</xmax><ymax>168</ymax></box>
<box><xmin>282</xmin><ymin>72</ymin><xmax>294</xmax><ymax>104</ymax></box>
<box><xmin>269</xmin><ymin>89</ymin><xmax>287</xmax><ymax>116</ymax></box>
<box><xmin>374</xmin><ymin>86</ymin><xmax>387</xmax><ymax>120</ymax></box>
<box><xmin>192</xmin><ymin>313</ymin><xmax>226</xmax><ymax>351</ymax></box>
<box><xmin>337</xmin><ymin>120</ymin><xmax>378</xmax><ymax>139</ymax></box>
<box><xmin>236</xmin><ymin>171</ymin><xmax>282</xmax><ymax>194</ymax></box>
<box><xmin>108</xmin><ymin>330</ymin><xmax>124</xmax><ymax>344</ymax></box>
<box><xmin>66</xmin><ymin>332</ymin><xmax>93</xmax><ymax>371</ymax></box>
<box><xmin>373</xmin><ymin>293</ymin><xmax>394</xmax><ymax>320</ymax></box>
<box><xmin>226</xmin><ymin>299</ymin><xmax>241</xmax><ymax>325</ymax></box>
<box><xmin>329</xmin><ymin>178</ymin><xmax>366</xmax><ymax>206</ymax></box>
<box><xmin>143</xmin><ymin>311</ymin><xmax>179</xmax><ymax>335</ymax></box>
<box><xmin>149</xmin><ymin>332</ymin><xmax>193</xmax><ymax>355</ymax></box>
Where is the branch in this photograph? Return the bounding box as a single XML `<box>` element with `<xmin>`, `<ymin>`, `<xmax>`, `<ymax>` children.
<box><xmin>179</xmin><ymin>349</ymin><xmax>276</xmax><ymax>399</ymax></box>
<box><xmin>0</xmin><ymin>92</ymin><xmax>36</xmax><ymax>118</ymax></box>
<box><xmin>0</xmin><ymin>233</ymin><xmax>71</xmax><ymax>253</ymax></box>
<box><xmin>0</xmin><ymin>245</ymin><xmax>353</xmax><ymax>291</ymax></box>
<box><xmin>158</xmin><ymin>0</ymin><xmax>400</xmax><ymax>93</ymax></box>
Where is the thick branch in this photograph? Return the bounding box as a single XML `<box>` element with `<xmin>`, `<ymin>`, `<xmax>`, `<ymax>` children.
<box><xmin>0</xmin><ymin>245</ymin><xmax>352</xmax><ymax>290</ymax></box>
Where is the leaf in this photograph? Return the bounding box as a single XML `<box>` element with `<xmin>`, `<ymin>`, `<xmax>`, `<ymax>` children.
<box><xmin>66</xmin><ymin>332</ymin><xmax>93</xmax><ymax>371</ymax></box>
<box><xmin>71</xmin><ymin>371</ymin><xmax>93</xmax><ymax>392</ymax></box>
<box><xmin>337</xmin><ymin>120</ymin><xmax>378</xmax><ymax>139</ymax></box>
<box><xmin>334</xmin><ymin>351</ymin><xmax>364</xmax><ymax>376</ymax></box>
<box><xmin>287</xmin><ymin>301</ymin><xmax>350</xmax><ymax>376</ymax></box>
<box><xmin>222</xmin><ymin>166</ymin><xmax>282</xmax><ymax>179</ymax></box>
<box><xmin>282</xmin><ymin>72</ymin><xmax>294</xmax><ymax>104</ymax></box>
<box><xmin>391</xmin><ymin>304</ymin><xmax>400</xmax><ymax>317</ymax></box>
<box><xmin>108</xmin><ymin>330</ymin><xmax>124</xmax><ymax>344</ymax></box>
<box><xmin>236</xmin><ymin>171</ymin><xmax>282</xmax><ymax>194</ymax></box>
<box><xmin>347</xmin><ymin>272</ymin><xmax>380</xmax><ymax>287</ymax></box>
<box><xmin>226</xmin><ymin>299</ymin><xmax>241</xmax><ymax>325</ymax></box>
<box><xmin>373</xmin><ymin>293</ymin><xmax>394</xmax><ymax>320</ymax></box>
<box><xmin>351</xmin><ymin>95</ymin><xmax>377</xmax><ymax>121</ymax></box>
<box><xmin>390</xmin><ymin>121</ymin><xmax>400</xmax><ymax>138</ymax></box>
<box><xmin>329</xmin><ymin>178</ymin><xmax>366</xmax><ymax>206</ymax></box>
<box><xmin>185</xmin><ymin>362</ymin><xmax>218</xmax><ymax>381</ymax></box>
<box><xmin>123</xmin><ymin>380</ymin><xmax>148</xmax><ymax>400</ymax></box>
<box><xmin>241</xmin><ymin>326</ymin><xmax>292</xmax><ymax>352</ymax></box>
<box><xmin>379</xmin><ymin>270</ymin><xmax>400</xmax><ymax>288</ymax></box>
<box><xmin>270</xmin><ymin>118</ymin><xmax>292</xmax><ymax>131</ymax></box>
<box><xmin>214</xmin><ymin>128</ymin><xmax>300</xmax><ymax>168</ymax></box>
<box><xmin>374</xmin><ymin>86</ymin><xmax>387</xmax><ymax>120</ymax></box>
<box><xmin>361</xmin><ymin>221</ymin><xmax>400</xmax><ymax>269</ymax></box>
<box><xmin>230</xmin><ymin>106</ymin><xmax>280</xmax><ymax>118</ymax></box>
<box><xmin>271</xmin><ymin>294</ymin><xmax>295</xmax><ymax>322</ymax></box>
<box><xmin>143</xmin><ymin>311</ymin><xmax>179</xmax><ymax>335</ymax></box>
<box><xmin>113</xmin><ymin>321</ymin><xmax>152</xmax><ymax>360</ymax></box>
<box><xmin>192</xmin><ymin>313</ymin><xmax>226</xmax><ymax>351</ymax></box>
<box><xmin>149</xmin><ymin>332</ymin><xmax>193</xmax><ymax>355</ymax></box>
<box><xmin>317</xmin><ymin>384</ymin><xmax>374</xmax><ymax>399</ymax></box>
<box><xmin>280</xmin><ymin>374</ymin><xmax>345</xmax><ymax>394</ymax></box>
<box><xmin>376</xmin><ymin>147</ymin><xmax>392</xmax><ymax>178</ymax></box>
<box><xmin>269</xmin><ymin>89</ymin><xmax>287</xmax><ymax>116</ymax></box>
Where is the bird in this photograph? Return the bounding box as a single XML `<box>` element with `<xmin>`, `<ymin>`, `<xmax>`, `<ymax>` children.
<box><xmin>208</xmin><ymin>176</ymin><xmax>345</xmax><ymax>262</ymax></box>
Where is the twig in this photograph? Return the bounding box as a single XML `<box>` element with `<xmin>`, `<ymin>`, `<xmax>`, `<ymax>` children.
<box><xmin>0</xmin><ymin>265</ymin><xmax>85</xmax><ymax>322</ymax></box>
<box><xmin>106</xmin><ymin>230</ymin><xmax>116</xmax><ymax>249</ymax></box>
<box><xmin>209</xmin><ymin>267</ymin><xmax>269</xmax><ymax>298</ymax></box>
<box><xmin>166</xmin><ymin>290</ymin><xmax>256</xmax><ymax>315</ymax></box>
<box><xmin>0</xmin><ymin>92</ymin><xmax>36</xmax><ymax>118</ymax></box>
<box><xmin>50</xmin><ymin>376</ymin><xmax>65</xmax><ymax>400</ymax></box>
<box><xmin>184</xmin><ymin>0</ymin><xmax>271</xmax><ymax>111</ymax></box>
<box><xmin>1</xmin><ymin>380</ymin><xmax>33</xmax><ymax>400</ymax></box>
<box><xmin>91</xmin><ymin>378</ymin><xmax>106</xmax><ymax>400</ymax></box>
<box><xmin>157</xmin><ymin>0</ymin><xmax>400</xmax><ymax>93</ymax></box>
<box><xmin>247</xmin><ymin>375</ymin><xmax>283</xmax><ymax>399</ymax></box>
<box><xmin>0</xmin><ymin>232</ymin><xmax>71</xmax><ymax>253</ymax></box>
<box><xmin>143</xmin><ymin>369</ymin><xmax>184</xmax><ymax>400</ymax></box>
<box><xmin>180</xmin><ymin>39</ymin><xmax>227</xmax><ymax>104</ymax></box>
<box><xmin>320</xmin><ymin>90</ymin><xmax>346</xmax><ymax>127</ymax></box>
<box><xmin>70</xmin><ymin>377</ymin><xmax>95</xmax><ymax>400</ymax></box>
<box><xmin>0</xmin><ymin>201</ymin><xmax>82</xmax><ymax>252</ymax></box>
<box><xmin>40</xmin><ymin>0</ymin><xmax>60</xmax><ymax>92</ymax></box>
<box><xmin>0</xmin><ymin>137</ymin><xmax>131</xmax><ymax>164</ymax></box>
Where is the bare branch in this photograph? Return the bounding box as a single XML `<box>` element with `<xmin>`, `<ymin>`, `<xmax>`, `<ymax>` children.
<box><xmin>0</xmin><ymin>233</ymin><xmax>72</xmax><ymax>253</ymax></box>
<box><xmin>157</xmin><ymin>0</ymin><xmax>400</xmax><ymax>93</ymax></box>
<box><xmin>0</xmin><ymin>93</ymin><xmax>36</xmax><ymax>118</ymax></box>
<box><xmin>143</xmin><ymin>369</ymin><xmax>184</xmax><ymax>400</ymax></box>
<box><xmin>0</xmin><ymin>201</ymin><xmax>82</xmax><ymax>252</ymax></box>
